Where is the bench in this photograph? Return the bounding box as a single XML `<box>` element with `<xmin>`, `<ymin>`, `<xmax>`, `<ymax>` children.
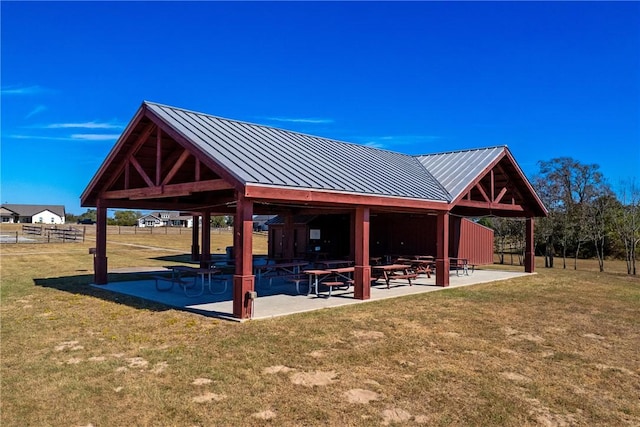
<box><xmin>322</xmin><ymin>281</ymin><xmax>345</xmax><ymax>297</ymax></box>
<box><xmin>150</xmin><ymin>275</ymin><xmax>192</xmax><ymax>292</ymax></box>
<box><xmin>390</xmin><ymin>273</ymin><xmax>418</xmax><ymax>285</ymax></box>
<box><xmin>284</xmin><ymin>274</ymin><xmax>309</xmax><ymax>294</ymax></box>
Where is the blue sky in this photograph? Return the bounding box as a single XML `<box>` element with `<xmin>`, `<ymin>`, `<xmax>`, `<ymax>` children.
<box><xmin>2</xmin><ymin>1</ymin><xmax>639</xmax><ymax>215</ymax></box>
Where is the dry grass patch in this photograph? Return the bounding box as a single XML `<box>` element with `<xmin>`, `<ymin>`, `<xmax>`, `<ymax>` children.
<box><xmin>1</xmin><ymin>236</ymin><xmax>639</xmax><ymax>426</ymax></box>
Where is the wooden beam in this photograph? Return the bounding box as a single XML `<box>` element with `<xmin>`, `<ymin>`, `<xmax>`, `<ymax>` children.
<box><xmin>233</xmin><ymin>195</ymin><xmax>255</xmax><ymax>319</ymax></box>
<box><xmin>245</xmin><ymin>184</ymin><xmax>449</xmax><ymax>211</ymax></box>
<box><xmin>455</xmin><ymin>199</ymin><xmax>525</xmax><ymax>212</ymax></box>
<box><xmin>475</xmin><ymin>182</ymin><xmax>491</xmax><ymax>202</ymax></box>
<box><xmin>156</xmin><ymin>128</ymin><xmax>162</xmax><ymax>186</ymax></box>
<box><xmin>161</xmin><ymin>149</ymin><xmax>191</xmax><ymax>185</ymax></box>
<box><xmin>94</xmin><ymin>201</ymin><xmax>108</xmax><ymax>285</ymax></box>
<box><xmin>435</xmin><ymin>212</ymin><xmax>450</xmax><ymax>287</ymax></box>
<box><xmin>103</xmin><ymin>122</ymin><xmax>156</xmax><ymax>191</ymax></box>
<box><xmin>494</xmin><ymin>186</ymin><xmax>509</xmax><ymax>204</ymax></box>
<box><xmin>490</xmin><ymin>169</ymin><xmax>495</xmax><ymax>201</ymax></box>
<box><xmin>102</xmin><ymin>179</ymin><xmax>234</xmax><ymax>200</ymax></box>
<box><xmin>124</xmin><ymin>160</ymin><xmax>130</xmax><ymax>189</ymax></box>
<box><xmin>129</xmin><ymin>156</ymin><xmax>154</xmax><ymax>188</ymax></box>
<box><xmin>354</xmin><ymin>206</ymin><xmax>371</xmax><ymax>300</ymax></box>
<box><xmin>525</xmin><ymin>217</ymin><xmax>535</xmax><ymax>273</ymax></box>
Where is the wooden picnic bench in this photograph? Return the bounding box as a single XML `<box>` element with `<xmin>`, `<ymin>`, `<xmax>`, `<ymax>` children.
<box><xmin>372</xmin><ymin>264</ymin><xmax>418</xmax><ymax>288</ymax></box>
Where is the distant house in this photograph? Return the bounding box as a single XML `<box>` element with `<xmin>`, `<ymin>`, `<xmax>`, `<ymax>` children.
<box><xmin>137</xmin><ymin>211</ymin><xmax>193</xmax><ymax>228</ymax></box>
<box><xmin>0</xmin><ymin>204</ymin><xmax>66</xmax><ymax>224</ymax></box>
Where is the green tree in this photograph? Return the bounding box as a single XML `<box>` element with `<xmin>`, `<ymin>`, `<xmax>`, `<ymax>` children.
<box><xmin>113</xmin><ymin>210</ymin><xmax>140</xmax><ymax>226</ymax></box>
<box><xmin>533</xmin><ymin>158</ymin><xmax>609</xmax><ymax>269</ymax></box>
<box><xmin>211</xmin><ymin>216</ymin><xmax>226</xmax><ymax>228</ymax></box>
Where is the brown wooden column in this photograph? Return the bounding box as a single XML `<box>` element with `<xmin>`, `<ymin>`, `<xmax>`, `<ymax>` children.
<box><xmin>233</xmin><ymin>195</ymin><xmax>255</xmax><ymax>319</ymax></box>
<box><xmin>201</xmin><ymin>212</ymin><xmax>211</xmax><ymax>268</ymax></box>
<box><xmin>354</xmin><ymin>206</ymin><xmax>371</xmax><ymax>300</ymax></box>
<box><xmin>525</xmin><ymin>217</ymin><xmax>535</xmax><ymax>273</ymax></box>
<box><xmin>191</xmin><ymin>214</ymin><xmax>200</xmax><ymax>261</ymax></box>
<box><xmin>435</xmin><ymin>212</ymin><xmax>450</xmax><ymax>287</ymax></box>
<box><xmin>283</xmin><ymin>213</ymin><xmax>294</xmax><ymax>261</ymax></box>
<box><xmin>94</xmin><ymin>201</ymin><xmax>108</xmax><ymax>285</ymax></box>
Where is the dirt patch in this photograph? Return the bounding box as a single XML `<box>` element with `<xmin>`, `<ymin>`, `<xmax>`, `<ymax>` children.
<box><xmin>504</xmin><ymin>327</ymin><xmax>544</xmax><ymax>343</ymax></box>
<box><xmin>594</xmin><ymin>364</ymin><xmax>635</xmax><ymax>376</ymax></box>
<box><xmin>290</xmin><ymin>370</ymin><xmax>337</xmax><ymax>387</ymax></box>
<box><xmin>192</xmin><ymin>392</ymin><xmax>226</xmax><ymax>403</ymax></box>
<box><xmin>500</xmin><ymin>371</ymin><xmax>532</xmax><ymax>383</ymax></box>
<box><xmin>55</xmin><ymin>341</ymin><xmax>84</xmax><ymax>352</ymax></box>
<box><xmin>263</xmin><ymin>365</ymin><xmax>295</xmax><ymax>375</ymax></box>
<box><xmin>125</xmin><ymin>357</ymin><xmax>149</xmax><ymax>369</ymax></box>
<box><xmin>526</xmin><ymin>397</ymin><xmax>580</xmax><ymax>426</ymax></box>
<box><xmin>308</xmin><ymin>350</ymin><xmax>326</xmax><ymax>358</ymax></box>
<box><xmin>381</xmin><ymin>407</ymin><xmax>412</xmax><ymax>425</ymax></box>
<box><xmin>192</xmin><ymin>378</ymin><xmax>213</xmax><ymax>385</ymax></box>
<box><xmin>252</xmin><ymin>410</ymin><xmax>276</xmax><ymax>420</ymax></box>
<box><xmin>151</xmin><ymin>361</ymin><xmax>168</xmax><ymax>374</ymax></box>
<box><xmin>344</xmin><ymin>388</ymin><xmax>380</xmax><ymax>404</ymax></box>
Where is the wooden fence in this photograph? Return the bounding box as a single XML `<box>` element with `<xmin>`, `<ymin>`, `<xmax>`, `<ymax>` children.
<box><xmin>21</xmin><ymin>225</ymin><xmax>85</xmax><ymax>243</ymax></box>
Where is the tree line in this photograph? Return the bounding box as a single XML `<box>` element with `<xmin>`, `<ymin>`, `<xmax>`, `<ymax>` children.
<box><xmin>480</xmin><ymin>157</ymin><xmax>638</xmax><ymax>275</ymax></box>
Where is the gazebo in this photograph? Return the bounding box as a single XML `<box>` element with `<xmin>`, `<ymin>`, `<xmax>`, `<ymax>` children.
<box><xmin>81</xmin><ymin>101</ymin><xmax>547</xmax><ymax>319</ymax></box>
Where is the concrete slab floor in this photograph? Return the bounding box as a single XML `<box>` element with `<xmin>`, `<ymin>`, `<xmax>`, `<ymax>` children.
<box><xmin>93</xmin><ymin>269</ymin><xmax>530</xmax><ymax>321</ymax></box>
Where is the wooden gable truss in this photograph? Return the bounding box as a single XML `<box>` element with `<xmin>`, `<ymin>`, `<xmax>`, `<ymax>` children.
<box><xmin>90</xmin><ymin>115</ymin><xmax>237</xmax><ymax>212</ymax></box>
<box><xmin>452</xmin><ymin>152</ymin><xmax>545</xmax><ymax>218</ymax></box>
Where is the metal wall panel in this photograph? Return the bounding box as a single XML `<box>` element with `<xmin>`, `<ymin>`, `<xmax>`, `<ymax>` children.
<box><xmin>451</xmin><ymin>218</ymin><xmax>495</xmax><ymax>265</ymax></box>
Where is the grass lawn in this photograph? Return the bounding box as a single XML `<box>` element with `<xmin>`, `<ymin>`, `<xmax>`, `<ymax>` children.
<box><xmin>1</xmin><ymin>230</ymin><xmax>638</xmax><ymax>426</ymax></box>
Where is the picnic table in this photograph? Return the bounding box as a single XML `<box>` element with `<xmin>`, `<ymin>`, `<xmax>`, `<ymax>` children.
<box><xmin>372</xmin><ymin>264</ymin><xmax>418</xmax><ymax>288</ymax></box>
<box><xmin>254</xmin><ymin>261</ymin><xmax>309</xmax><ymax>283</ymax></box>
<box><xmin>450</xmin><ymin>258</ymin><xmax>473</xmax><ymax>276</ymax></box>
<box><xmin>154</xmin><ymin>266</ymin><xmax>226</xmax><ymax>297</ymax></box>
<box><xmin>303</xmin><ymin>268</ymin><xmax>351</xmax><ymax>297</ymax></box>
<box><xmin>315</xmin><ymin>259</ymin><xmax>354</xmax><ymax>269</ymax></box>
<box><xmin>396</xmin><ymin>257</ymin><xmax>434</xmax><ymax>278</ymax></box>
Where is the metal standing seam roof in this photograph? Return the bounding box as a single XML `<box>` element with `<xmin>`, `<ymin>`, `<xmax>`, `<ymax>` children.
<box><xmin>145</xmin><ymin>102</ymin><xmax>452</xmax><ymax>202</ymax></box>
<box><xmin>415</xmin><ymin>147</ymin><xmax>506</xmax><ymax>201</ymax></box>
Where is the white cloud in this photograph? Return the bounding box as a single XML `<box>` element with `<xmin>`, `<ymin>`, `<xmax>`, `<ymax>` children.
<box><xmin>7</xmin><ymin>133</ymin><xmax>119</xmax><ymax>142</ymax></box>
<box><xmin>25</xmin><ymin>105</ymin><xmax>48</xmax><ymax>119</ymax></box>
<box><xmin>45</xmin><ymin>121</ymin><xmax>124</xmax><ymax>130</ymax></box>
<box><xmin>355</xmin><ymin>134</ymin><xmax>441</xmax><ymax>149</ymax></box>
<box><xmin>70</xmin><ymin>134</ymin><xmax>120</xmax><ymax>141</ymax></box>
<box><xmin>1</xmin><ymin>85</ymin><xmax>51</xmax><ymax>95</ymax></box>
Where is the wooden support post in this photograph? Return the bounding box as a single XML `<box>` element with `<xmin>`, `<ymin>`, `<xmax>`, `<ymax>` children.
<box><xmin>94</xmin><ymin>202</ymin><xmax>108</xmax><ymax>285</ymax></box>
<box><xmin>233</xmin><ymin>195</ymin><xmax>255</xmax><ymax>319</ymax></box>
<box><xmin>525</xmin><ymin>217</ymin><xmax>535</xmax><ymax>273</ymax></box>
<box><xmin>435</xmin><ymin>212</ymin><xmax>450</xmax><ymax>287</ymax></box>
<box><xmin>191</xmin><ymin>214</ymin><xmax>200</xmax><ymax>261</ymax></box>
<box><xmin>283</xmin><ymin>213</ymin><xmax>294</xmax><ymax>261</ymax></box>
<box><xmin>354</xmin><ymin>206</ymin><xmax>371</xmax><ymax>300</ymax></box>
<box><xmin>201</xmin><ymin>212</ymin><xmax>211</xmax><ymax>268</ymax></box>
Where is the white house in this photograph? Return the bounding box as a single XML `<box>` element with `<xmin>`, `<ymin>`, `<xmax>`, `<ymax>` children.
<box><xmin>0</xmin><ymin>204</ymin><xmax>66</xmax><ymax>224</ymax></box>
<box><xmin>137</xmin><ymin>211</ymin><xmax>193</xmax><ymax>228</ymax></box>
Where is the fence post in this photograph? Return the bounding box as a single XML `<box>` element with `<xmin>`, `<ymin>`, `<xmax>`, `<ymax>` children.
<box><xmin>15</xmin><ymin>231</ymin><xmax>18</xmax><ymax>244</ymax></box>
